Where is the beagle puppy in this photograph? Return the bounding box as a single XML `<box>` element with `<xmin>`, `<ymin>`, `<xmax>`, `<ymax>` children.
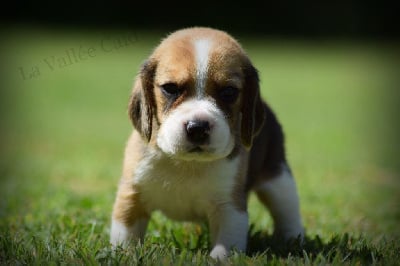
<box><xmin>110</xmin><ymin>27</ymin><xmax>304</xmax><ymax>259</ymax></box>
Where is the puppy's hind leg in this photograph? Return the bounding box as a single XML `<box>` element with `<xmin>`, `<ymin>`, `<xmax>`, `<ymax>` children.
<box><xmin>110</xmin><ymin>181</ymin><xmax>149</xmax><ymax>247</ymax></box>
<box><xmin>254</xmin><ymin>164</ymin><xmax>304</xmax><ymax>241</ymax></box>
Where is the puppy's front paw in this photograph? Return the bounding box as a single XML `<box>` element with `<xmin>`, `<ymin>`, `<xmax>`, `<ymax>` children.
<box><xmin>110</xmin><ymin>218</ymin><xmax>149</xmax><ymax>248</ymax></box>
<box><xmin>274</xmin><ymin>225</ymin><xmax>305</xmax><ymax>244</ymax></box>
<box><xmin>210</xmin><ymin>244</ymin><xmax>228</xmax><ymax>261</ymax></box>
<box><xmin>110</xmin><ymin>219</ymin><xmax>130</xmax><ymax>248</ymax></box>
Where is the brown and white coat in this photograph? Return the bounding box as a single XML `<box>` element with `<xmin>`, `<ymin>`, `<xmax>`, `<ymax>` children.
<box><xmin>111</xmin><ymin>27</ymin><xmax>304</xmax><ymax>260</ymax></box>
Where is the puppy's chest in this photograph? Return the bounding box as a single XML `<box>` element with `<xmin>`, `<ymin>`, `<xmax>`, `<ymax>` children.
<box><xmin>134</xmin><ymin>154</ymin><xmax>240</xmax><ymax>221</ymax></box>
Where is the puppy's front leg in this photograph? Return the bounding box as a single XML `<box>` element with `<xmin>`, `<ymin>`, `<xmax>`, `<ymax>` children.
<box><xmin>110</xmin><ymin>181</ymin><xmax>149</xmax><ymax>247</ymax></box>
<box><xmin>209</xmin><ymin>205</ymin><xmax>249</xmax><ymax>260</ymax></box>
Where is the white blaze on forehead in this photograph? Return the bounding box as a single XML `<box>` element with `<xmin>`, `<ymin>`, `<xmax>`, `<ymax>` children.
<box><xmin>194</xmin><ymin>39</ymin><xmax>211</xmax><ymax>97</ymax></box>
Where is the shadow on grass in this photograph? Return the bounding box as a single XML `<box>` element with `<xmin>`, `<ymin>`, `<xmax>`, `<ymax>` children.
<box><xmin>247</xmin><ymin>227</ymin><xmax>382</xmax><ymax>263</ymax></box>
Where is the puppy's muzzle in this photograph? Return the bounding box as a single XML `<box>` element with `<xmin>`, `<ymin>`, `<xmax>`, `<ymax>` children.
<box><xmin>185</xmin><ymin>120</ymin><xmax>211</xmax><ymax>146</ymax></box>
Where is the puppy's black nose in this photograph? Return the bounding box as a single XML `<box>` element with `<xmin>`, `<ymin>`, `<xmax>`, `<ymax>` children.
<box><xmin>186</xmin><ymin>120</ymin><xmax>210</xmax><ymax>145</ymax></box>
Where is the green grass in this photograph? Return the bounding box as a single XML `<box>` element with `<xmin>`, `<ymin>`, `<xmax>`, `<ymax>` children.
<box><xmin>1</xmin><ymin>28</ymin><xmax>399</xmax><ymax>265</ymax></box>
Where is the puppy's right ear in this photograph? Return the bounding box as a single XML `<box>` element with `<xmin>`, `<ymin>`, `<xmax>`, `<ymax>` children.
<box><xmin>128</xmin><ymin>59</ymin><xmax>157</xmax><ymax>142</ymax></box>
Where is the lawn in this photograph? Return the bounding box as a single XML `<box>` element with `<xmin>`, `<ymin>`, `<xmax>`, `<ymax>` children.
<box><xmin>1</xmin><ymin>27</ymin><xmax>399</xmax><ymax>265</ymax></box>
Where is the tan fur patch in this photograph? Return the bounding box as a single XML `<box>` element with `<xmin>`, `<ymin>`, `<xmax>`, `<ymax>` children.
<box><xmin>113</xmin><ymin>132</ymin><xmax>149</xmax><ymax>225</ymax></box>
<box><xmin>112</xmin><ymin>183</ymin><xmax>148</xmax><ymax>225</ymax></box>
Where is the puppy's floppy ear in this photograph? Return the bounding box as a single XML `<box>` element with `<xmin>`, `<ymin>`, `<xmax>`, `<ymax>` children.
<box><xmin>128</xmin><ymin>59</ymin><xmax>157</xmax><ymax>142</ymax></box>
<box><xmin>241</xmin><ymin>64</ymin><xmax>266</xmax><ymax>150</ymax></box>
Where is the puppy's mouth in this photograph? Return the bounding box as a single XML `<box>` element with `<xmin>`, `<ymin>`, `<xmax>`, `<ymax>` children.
<box><xmin>161</xmin><ymin>143</ymin><xmax>232</xmax><ymax>162</ymax></box>
<box><xmin>171</xmin><ymin>145</ymin><xmax>222</xmax><ymax>162</ymax></box>
<box><xmin>188</xmin><ymin>146</ymin><xmax>213</xmax><ymax>153</ymax></box>
<box><xmin>189</xmin><ymin>147</ymin><xmax>203</xmax><ymax>153</ymax></box>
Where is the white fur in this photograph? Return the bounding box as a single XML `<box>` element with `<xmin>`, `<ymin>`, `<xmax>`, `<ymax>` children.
<box><xmin>255</xmin><ymin>165</ymin><xmax>304</xmax><ymax>240</ymax></box>
<box><xmin>134</xmin><ymin>152</ymin><xmax>240</xmax><ymax>221</ymax></box>
<box><xmin>194</xmin><ymin>39</ymin><xmax>211</xmax><ymax>97</ymax></box>
<box><xmin>209</xmin><ymin>206</ymin><xmax>248</xmax><ymax>260</ymax></box>
<box><xmin>156</xmin><ymin>99</ymin><xmax>234</xmax><ymax>161</ymax></box>
<box><xmin>110</xmin><ymin>217</ymin><xmax>149</xmax><ymax>247</ymax></box>
<box><xmin>132</xmin><ymin>150</ymin><xmax>247</xmax><ymax>259</ymax></box>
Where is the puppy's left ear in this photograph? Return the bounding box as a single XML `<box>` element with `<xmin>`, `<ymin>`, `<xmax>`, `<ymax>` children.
<box><xmin>241</xmin><ymin>64</ymin><xmax>266</xmax><ymax>150</ymax></box>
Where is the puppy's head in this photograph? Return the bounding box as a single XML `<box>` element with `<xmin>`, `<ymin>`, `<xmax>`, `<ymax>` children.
<box><xmin>129</xmin><ymin>27</ymin><xmax>265</xmax><ymax>161</ymax></box>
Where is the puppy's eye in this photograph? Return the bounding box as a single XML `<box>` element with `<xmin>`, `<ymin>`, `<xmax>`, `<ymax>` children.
<box><xmin>218</xmin><ymin>87</ymin><xmax>239</xmax><ymax>103</ymax></box>
<box><xmin>161</xmin><ymin>83</ymin><xmax>182</xmax><ymax>97</ymax></box>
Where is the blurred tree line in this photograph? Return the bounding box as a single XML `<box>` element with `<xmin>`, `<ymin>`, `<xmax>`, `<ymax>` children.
<box><xmin>1</xmin><ymin>0</ymin><xmax>398</xmax><ymax>38</ymax></box>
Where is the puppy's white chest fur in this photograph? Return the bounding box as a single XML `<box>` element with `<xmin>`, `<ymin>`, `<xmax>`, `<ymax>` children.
<box><xmin>134</xmin><ymin>150</ymin><xmax>240</xmax><ymax>221</ymax></box>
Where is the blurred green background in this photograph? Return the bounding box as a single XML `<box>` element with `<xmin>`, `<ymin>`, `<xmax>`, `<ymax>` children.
<box><xmin>2</xmin><ymin>26</ymin><xmax>399</xmax><ymax>229</ymax></box>
<box><xmin>0</xmin><ymin>25</ymin><xmax>399</xmax><ymax>263</ymax></box>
